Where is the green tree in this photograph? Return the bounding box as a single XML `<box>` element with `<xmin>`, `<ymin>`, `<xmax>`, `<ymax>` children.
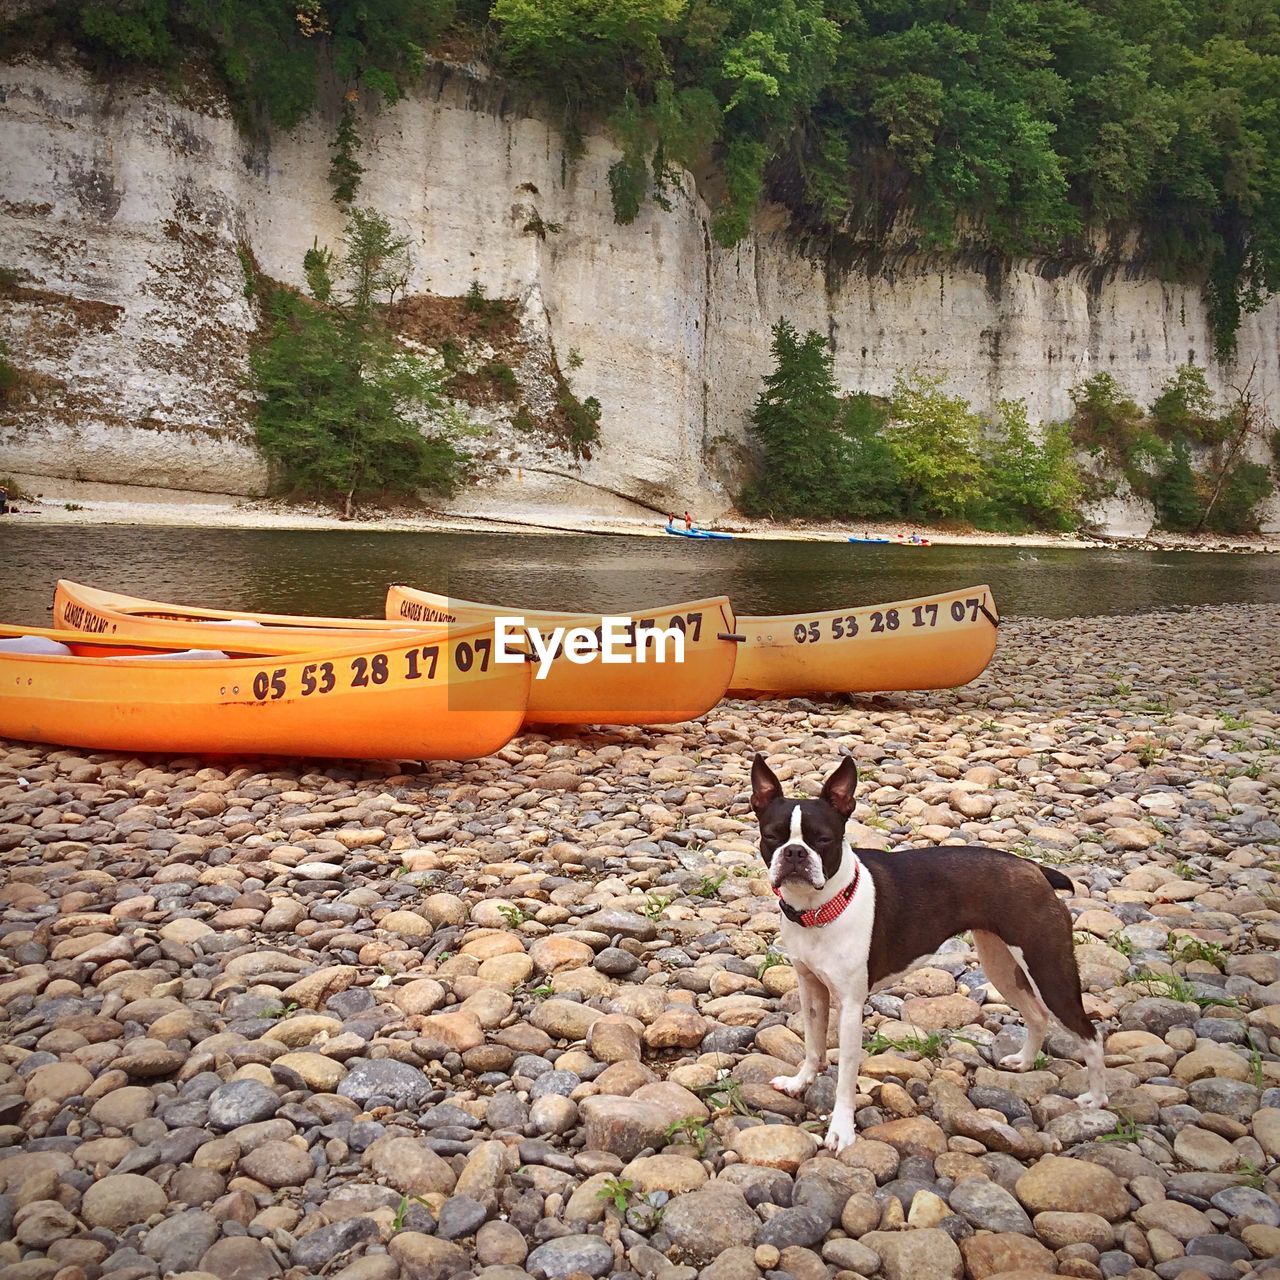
<box><xmin>250</xmin><ymin>209</ymin><xmax>466</xmax><ymax>517</ymax></box>
<box><xmin>342</xmin><ymin>208</ymin><xmax>412</xmax><ymax>313</ymax></box>
<box><xmin>491</xmin><ymin>0</ymin><xmax>683</xmax><ymax>97</ymax></box>
<box><xmin>884</xmin><ymin>374</ymin><xmax>983</xmax><ymax>518</ymax></box>
<box><xmin>1153</xmin><ymin>437</ymin><xmax>1202</xmax><ymax>530</ymax></box>
<box><xmin>740</xmin><ymin>320</ymin><xmax>899</xmax><ymax>519</ymax></box>
<box><xmin>979</xmin><ymin>400</ymin><xmax>1081</xmax><ymax>531</ymax></box>
<box><xmin>1204</xmin><ymin>460</ymin><xmax>1271</xmax><ymax>533</ymax></box>
<box><xmin>1150</xmin><ymin>365</ymin><xmax>1221</xmax><ymax>442</ymax></box>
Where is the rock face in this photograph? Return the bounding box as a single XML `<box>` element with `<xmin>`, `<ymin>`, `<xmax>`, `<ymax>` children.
<box><xmin>3</xmin><ymin>57</ymin><xmax>1279</xmax><ymax>530</ymax></box>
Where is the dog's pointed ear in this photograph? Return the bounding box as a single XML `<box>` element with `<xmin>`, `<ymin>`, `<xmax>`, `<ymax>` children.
<box><xmin>821</xmin><ymin>757</ymin><xmax>859</xmax><ymax>818</ymax></box>
<box><xmin>750</xmin><ymin>754</ymin><xmax>783</xmax><ymax>814</ymax></box>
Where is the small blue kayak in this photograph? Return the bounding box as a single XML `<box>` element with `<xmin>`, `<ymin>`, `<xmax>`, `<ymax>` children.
<box><xmin>848</xmin><ymin>535</ymin><xmax>891</xmax><ymax>544</ymax></box>
<box><xmin>665</xmin><ymin>524</ymin><xmax>734</xmax><ymax>541</ymax></box>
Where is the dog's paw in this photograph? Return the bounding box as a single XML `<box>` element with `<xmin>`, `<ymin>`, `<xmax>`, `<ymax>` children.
<box><xmin>1075</xmin><ymin>1091</ymin><xmax>1109</xmax><ymax>1111</ymax></box>
<box><xmin>998</xmin><ymin>1051</ymin><xmax>1035</xmax><ymax>1072</ymax></box>
<box><xmin>824</xmin><ymin>1112</ymin><xmax>858</xmax><ymax>1154</ymax></box>
<box><xmin>770</xmin><ymin>1073</ymin><xmax>814</xmax><ymax>1099</ymax></box>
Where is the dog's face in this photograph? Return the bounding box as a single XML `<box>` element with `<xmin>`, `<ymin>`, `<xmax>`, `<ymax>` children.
<box><xmin>750</xmin><ymin>754</ymin><xmax>858</xmax><ymax>892</ymax></box>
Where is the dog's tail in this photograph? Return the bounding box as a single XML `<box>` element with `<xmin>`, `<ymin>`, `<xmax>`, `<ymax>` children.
<box><xmin>1039</xmin><ymin>866</ymin><xmax>1074</xmax><ymax>892</ymax></box>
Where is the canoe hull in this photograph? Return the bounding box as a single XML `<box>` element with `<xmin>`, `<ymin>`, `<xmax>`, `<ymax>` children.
<box><xmin>731</xmin><ymin>585</ymin><xmax>998</xmax><ymax>695</ymax></box>
<box><xmin>3</xmin><ymin>623</ymin><xmax>529</xmax><ymax>760</ymax></box>
<box><xmin>386</xmin><ymin>587</ymin><xmax>740</xmax><ymax>726</ymax></box>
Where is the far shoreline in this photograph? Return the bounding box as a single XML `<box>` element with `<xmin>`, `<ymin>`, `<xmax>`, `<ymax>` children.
<box><xmin>4</xmin><ymin>491</ymin><xmax>1278</xmax><ymax>555</ymax></box>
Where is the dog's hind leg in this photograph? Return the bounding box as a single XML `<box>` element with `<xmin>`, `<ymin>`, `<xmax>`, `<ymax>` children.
<box><xmin>989</xmin><ymin>926</ymin><xmax>1110</xmax><ymax>1111</ymax></box>
<box><xmin>973</xmin><ymin>930</ymin><xmax>1051</xmax><ymax>1072</ymax></box>
<box><xmin>1076</xmin><ymin>1031</ymin><xmax>1109</xmax><ymax>1111</ymax></box>
<box><xmin>772</xmin><ymin>961</ymin><xmax>830</xmax><ymax>1098</ymax></box>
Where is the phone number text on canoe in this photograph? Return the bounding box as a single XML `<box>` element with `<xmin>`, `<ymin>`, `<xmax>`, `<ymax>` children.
<box><xmin>243</xmin><ymin>611</ymin><xmax>706</xmax><ymax>699</ymax></box>
<box><xmin>790</xmin><ymin>597</ymin><xmax>988</xmax><ymax>645</ymax></box>
<box><xmin>245</xmin><ymin>641</ymin><xmax>483</xmax><ymax>701</ymax></box>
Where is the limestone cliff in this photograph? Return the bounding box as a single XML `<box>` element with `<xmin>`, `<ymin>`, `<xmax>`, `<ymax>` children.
<box><xmin>2</xmin><ymin>55</ymin><xmax>1278</xmax><ymax>531</ymax></box>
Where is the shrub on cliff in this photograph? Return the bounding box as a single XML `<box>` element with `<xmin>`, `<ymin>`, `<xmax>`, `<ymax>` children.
<box><xmin>250</xmin><ymin>208</ymin><xmax>467</xmax><ymax>518</ymax></box>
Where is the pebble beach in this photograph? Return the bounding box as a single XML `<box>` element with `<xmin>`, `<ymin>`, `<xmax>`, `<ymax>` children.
<box><xmin>2</xmin><ymin>603</ymin><xmax>1279</xmax><ymax>1280</ymax></box>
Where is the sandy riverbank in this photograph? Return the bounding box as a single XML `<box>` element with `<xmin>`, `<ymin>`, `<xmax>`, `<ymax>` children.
<box><xmin>1</xmin><ymin>604</ymin><xmax>1279</xmax><ymax>1279</ymax></box>
<box><xmin>4</xmin><ymin>492</ymin><xmax>1278</xmax><ymax>553</ymax></box>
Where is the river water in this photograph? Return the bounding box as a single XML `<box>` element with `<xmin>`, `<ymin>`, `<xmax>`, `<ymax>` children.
<box><xmin>1</xmin><ymin>524</ymin><xmax>1277</xmax><ymax>627</ymax></box>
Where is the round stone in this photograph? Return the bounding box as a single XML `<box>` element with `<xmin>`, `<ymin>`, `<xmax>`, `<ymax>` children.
<box><xmin>239</xmin><ymin>1140</ymin><xmax>315</xmax><ymax>1188</ymax></box>
<box><xmin>81</xmin><ymin>1174</ymin><xmax>168</xmax><ymax>1228</ymax></box>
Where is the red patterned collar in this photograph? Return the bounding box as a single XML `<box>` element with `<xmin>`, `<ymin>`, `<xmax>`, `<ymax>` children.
<box><xmin>772</xmin><ymin>861</ymin><xmax>861</xmax><ymax>928</ymax></box>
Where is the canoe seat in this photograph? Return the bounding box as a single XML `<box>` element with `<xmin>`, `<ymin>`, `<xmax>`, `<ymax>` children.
<box><xmin>0</xmin><ymin>636</ymin><xmax>73</xmax><ymax>656</ymax></box>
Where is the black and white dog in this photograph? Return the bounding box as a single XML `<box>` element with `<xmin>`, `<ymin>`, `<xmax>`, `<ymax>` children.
<box><xmin>751</xmin><ymin>753</ymin><xmax>1107</xmax><ymax>1153</ymax></box>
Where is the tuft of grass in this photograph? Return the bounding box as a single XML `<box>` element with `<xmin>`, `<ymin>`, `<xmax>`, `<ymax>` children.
<box><xmin>695</xmin><ymin>1076</ymin><xmax>756</xmax><ymax>1116</ymax></box>
<box><xmin>597</xmin><ymin>1176</ymin><xmax>636</xmax><ymax>1213</ymax></box>
<box><xmin>263</xmin><ymin>1000</ymin><xmax>299</xmax><ymax>1020</ymax></box>
<box><xmin>1131</xmin><ymin>970</ymin><xmax>1197</xmax><ymax>1002</ymax></box>
<box><xmin>392</xmin><ymin>1195</ymin><xmax>430</xmax><ymax>1232</ymax></box>
<box><xmin>1098</xmin><ymin>1112</ymin><xmax>1144</xmax><ymax>1144</ymax></box>
<box><xmin>1107</xmin><ymin>930</ymin><xmax>1135</xmax><ymax>958</ymax></box>
<box><xmin>691</xmin><ymin>872</ymin><xmax>726</xmax><ymax>899</ymax></box>
<box><xmin>1236</xmin><ymin>1157</ymin><xmax>1266</xmax><ymax>1189</ymax></box>
<box><xmin>757</xmin><ymin>947</ymin><xmax>786</xmax><ymax>979</ymax></box>
<box><xmin>864</xmin><ymin>1029</ymin><xmax>948</xmax><ymax>1060</ymax></box>
<box><xmin>480</xmin><ymin>359</ymin><xmax>519</xmax><ymax>396</ymax></box>
<box><xmin>1249</xmin><ymin>1047</ymin><xmax>1266</xmax><ymax>1089</ymax></box>
<box><xmin>1220</xmin><ymin>711</ymin><xmax>1252</xmax><ymax>731</ymax></box>
<box><xmin>1131</xmin><ymin>969</ymin><xmax>1238</xmax><ymax>1009</ymax></box>
<box><xmin>642</xmin><ymin>892</ymin><xmax>670</xmax><ymax>921</ymax></box>
<box><xmin>496</xmin><ymin>902</ymin><xmax>526</xmax><ymax>927</ymax></box>
<box><xmin>1167</xmin><ymin>933</ymin><xmax>1227</xmax><ymax>968</ymax></box>
<box><xmin>665</xmin><ymin>1116</ymin><xmax>709</xmax><ymax>1152</ymax></box>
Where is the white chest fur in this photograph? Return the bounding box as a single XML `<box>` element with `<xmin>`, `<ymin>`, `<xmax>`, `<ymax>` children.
<box><xmin>777</xmin><ymin>853</ymin><xmax>877</xmax><ymax>999</ymax></box>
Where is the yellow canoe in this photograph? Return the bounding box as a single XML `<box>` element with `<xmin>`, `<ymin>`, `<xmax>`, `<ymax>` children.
<box><xmin>2</xmin><ymin>621</ymin><xmax>530</xmax><ymax>760</ymax></box>
<box><xmin>53</xmin><ymin>579</ymin><xmax>409</xmax><ymax>650</ymax></box>
<box><xmin>386</xmin><ymin>585</ymin><xmax>742</xmax><ymax>726</ymax></box>
<box><xmin>731</xmin><ymin>584</ymin><xmax>998</xmax><ymax>695</ymax></box>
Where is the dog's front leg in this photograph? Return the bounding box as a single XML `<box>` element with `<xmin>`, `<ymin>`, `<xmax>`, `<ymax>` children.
<box><xmin>825</xmin><ymin>982</ymin><xmax>867</xmax><ymax>1153</ymax></box>
<box><xmin>771</xmin><ymin>961</ymin><xmax>829</xmax><ymax>1097</ymax></box>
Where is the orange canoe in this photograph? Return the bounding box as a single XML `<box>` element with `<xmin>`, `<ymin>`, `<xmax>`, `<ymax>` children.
<box><xmin>53</xmin><ymin>579</ymin><xmax>408</xmax><ymax>650</ymax></box>
<box><xmin>386</xmin><ymin>586</ymin><xmax>742</xmax><ymax>726</ymax></box>
<box><xmin>731</xmin><ymin>584</ymin><xmax>998</xmax><ymax>695</ymax></box>
<box><xmin>1</xmin><ymin>621</ymin><xmax>530</xmax><ymax>760</ymax></box>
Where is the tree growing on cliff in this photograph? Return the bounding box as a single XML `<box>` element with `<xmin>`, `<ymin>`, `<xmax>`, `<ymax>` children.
<box><xmin>250</xmin><ymin>207</ymin><xmax>467</xmax><ymax>518</ymax></box>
